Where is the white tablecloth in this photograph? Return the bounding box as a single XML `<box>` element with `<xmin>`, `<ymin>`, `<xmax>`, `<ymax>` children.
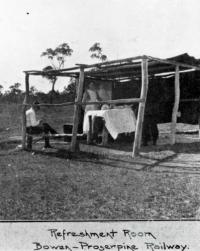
<box><xmin>83</xmin><ymin>108</ymin><xmax>136</xmax><ymax>139</ymax></box>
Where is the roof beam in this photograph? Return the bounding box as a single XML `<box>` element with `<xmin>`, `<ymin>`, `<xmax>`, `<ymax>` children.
<box><xmin>75</xmin><ymin>55</ymin><xmax>144</xmax><ymax>69</ymax></box>
<box><xmin>145</xmin><ymin>55</ymin><xmax>200</xmax><ymax>70</ymax></box>
<box><xmin>24</xmin><ymin>54</ymin><xmax>200</xmax><ymax>77</ymax></box>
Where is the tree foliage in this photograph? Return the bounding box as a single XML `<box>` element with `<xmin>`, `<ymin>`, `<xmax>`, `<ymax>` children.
<box><xmin>42</xmin><ymin>65</ymin><xmax>57</xmax><ymax>82</ymax></box>
<box><xmin>0</xmin><ymin>85</ymin><xmax>3</xmax><ymax>95</ymax></box>
<box><xmin>41</xmin><ymin>43</ymin><xmax>73</xmax><ymax>103</ymax></box>
<box><xmin>63</xmin><ymin>78</ymin><xmax>76</xmax><ymax>101</ymax></box>
<box><xmin>89</xmin><ymin>42</ymin><xmax>107</xmax><ymax>62</ymax></box>
<box><xmin>30</xmin><ymin>86</ymin><xmax>38</xmax><ymax>96</ymax></box>
<box><xmin>9</xmin><ymin>83</ymin><xmax>22</xmax><ymax>95</ymax></box>
<box><xmin>41</xmin><ymin>43</ymin><xmax>73</xmax><ymax>69</ymax></box>
<box><xmin>0</xmin><ymin>83</ymin><xmax>24</xmax><ymax>103</ymax></box>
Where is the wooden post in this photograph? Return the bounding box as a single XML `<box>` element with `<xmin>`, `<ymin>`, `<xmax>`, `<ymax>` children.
<box><xmin>71</xmin><ymin>67</ymin><xmax>85</xmax><ymax>151</ymax></box>
<box><xmin>22</xmin><ymin>73</ymin><xmax>30</xmax><ymax>149</ymax></box>
<box><xmin>132</xmin><ymin>58</ymin><xmax>149</xmax><ymax>158</ymax></box>
<box><xmin>198</xmin><ymin>116</ymin><xmax>200</xmax><ymax>138</ymax></box>
<box><xmin>171</xmin><ymin>66</ymin><xmax>180</xmax><ymax>144</ymax></box>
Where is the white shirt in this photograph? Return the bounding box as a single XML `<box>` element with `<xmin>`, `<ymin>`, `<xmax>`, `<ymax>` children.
<box><xmin>26</xmin><ymin>107</ymin><xmax>40</xmax><ymax>127</ymax></box>
<box><xmin>83</xmin><ymin>89</ymin><xmax>99</xmax><ymax>112</ymax></box>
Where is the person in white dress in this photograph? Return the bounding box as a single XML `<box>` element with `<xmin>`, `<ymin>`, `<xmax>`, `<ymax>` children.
<box><xmin>82</xmin><ymin>82</ymin><xmax>101</xmax><ymax>142</ymax></box>
<box><xmin>82</xmin><ymin>82</ymin><xmax>100</xmax><ymax>112</ymax></box>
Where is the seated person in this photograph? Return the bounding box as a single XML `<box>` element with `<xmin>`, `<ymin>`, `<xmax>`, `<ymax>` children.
<box><xmin>26</xmin><ymin>101</ymin><xmax>58</xmax><ymax>149</ymax></box>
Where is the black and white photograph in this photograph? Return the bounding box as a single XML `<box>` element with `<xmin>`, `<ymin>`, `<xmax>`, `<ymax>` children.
<box><xmin>1</xmin><ymin>0</ymin><xmax>200</xmax><ymax>226</ymax></box>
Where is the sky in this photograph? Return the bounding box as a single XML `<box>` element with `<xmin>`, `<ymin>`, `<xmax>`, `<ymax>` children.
<box><xmin>0</xmin><ymin>0</ymin><xmax>200</xmax><ymax>92</ymax></box>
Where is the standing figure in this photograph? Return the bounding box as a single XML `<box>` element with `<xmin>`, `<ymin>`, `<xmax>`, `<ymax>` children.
<box><xmin>142</xmin><ymin>103</ymin><xmax>159</xmax><ymax>146</ymax></box>
<box><xmin>82</xmin><ymin>82</ymin><xmax>100</xmax><ymax>112</ymax></box>
<box><xmin>82</xmin><ymin>82</ymin><xmax>101</xmax><ymax>142</ymax></box>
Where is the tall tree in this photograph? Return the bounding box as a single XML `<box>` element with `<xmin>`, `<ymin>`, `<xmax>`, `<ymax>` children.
<box><xmin>89</xmin><ymin>42</ymin><xmax>107</xmax><ymax>62</ymax></box>
<box><xmin>8</xmin><ymin>83</ymin><xmax>22</xmax><ymax>102</ymax></box>
<box><xmin>63</xmin><ymin>77</ymin><xmax>76</xmax><ymax>101</ymax></box>
<box><xmin>30</xmin><ymin>86</ymin><xmax>38</xmax><ymax>96</ymax></box>
<box><xmin>0</xmin><ymin>85</ymin><xmax>3</xmax><ymax>95</ymax></box>
<box><xmin>9</xmin><ymin>83</ymin><xmax>22</xmax><ymax>95</ymax></box>
<box><xmin>41</xmin><ymin>43</ymin><xmax>73</xmax><ymax>103</ymax></box>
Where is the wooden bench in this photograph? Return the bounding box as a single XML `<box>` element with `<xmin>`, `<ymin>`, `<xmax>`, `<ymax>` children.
<box><xmin>26</xmin><ymin>131</ymin><xmax>49</xmax><ymax>150</ymax></box>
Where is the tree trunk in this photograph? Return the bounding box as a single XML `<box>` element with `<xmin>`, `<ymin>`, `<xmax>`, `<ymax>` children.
<box><xmin>50</xmin><ymin>79</ymin><xmax>56</xmax><ymax>104</ymax></box>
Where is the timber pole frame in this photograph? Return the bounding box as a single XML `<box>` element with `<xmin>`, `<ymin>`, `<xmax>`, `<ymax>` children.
<box><xmin>171</xmin><ymin>65</ymin><xmax>180</xmax><ymax>144</ymax></box>
<box><xmin>22</xmin><ymin>73</ymin><xmax>30</xmax><ymax>149</ymax></box>
<box><xmin>71</xmin><ymin>66</ymin><xmax>85</xmax><ymax>151</ymax></box>
<box><xmin>132</xmin><ymin>58</ymin><xmax>149</xmax><ymax>158</ymax></box>
<box><xmin>23</xmin><ymin>54</ymin><xmax>197</xmax><ymax>155</ymax></box>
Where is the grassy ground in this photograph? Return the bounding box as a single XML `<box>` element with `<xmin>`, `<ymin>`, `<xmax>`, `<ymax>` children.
<box><xmin>1</xmin><ymin>103</ymin><xmax>200</xmax><ymax>220</ymax></box>
<box><xmin>1</xmin><ymin>141</ymin><xmax>200</xmax><ymax>220</ymax></box>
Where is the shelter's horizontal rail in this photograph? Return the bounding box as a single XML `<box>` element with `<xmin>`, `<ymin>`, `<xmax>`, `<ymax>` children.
<box><xmin>24</xmin><ymin>56</ymin><xmax>144</xmax><ymax>76</ymax></box>
<box><xmin>86</xmin><ymin>71</ymin><xmax>141</xmax><ymax>78</ymax></box>
<box><xmin>89</xmin><ymin>61</ymin><xmax>143</xmax><ymax>71</ymax></box>
<box><xmin>86</xmin><ymin>66</ymin><xmax>178</xmax><ymax>78</ymax></box>
<box><xmin>85</xmin><ymin>76</ymin><xmax>116</xmax><ymax>81</ymax></box>
<box><xmin>85</xmin><ymin>63</ymin><xmax>188</xmax><ymax>79</ymax></box>
<box><xmin>31</xmin><ymin>133</ymin><xmax>84</xmax><ymax>138</ymax></box>
<box><xmin>85</xmin><ymin>62</ymin><xmax>143</xmax><ymax>73</ymax></box>
<box><xmin>25</xmin><ymin>72</ymin><xmax>79</xmax><ymax>78</ymax></box>
<box><xmin>80</xmin><ymin>98</ymin><xmax>143</xmax><ymax>105</ymax></box>
<box><xmin>24</xmin><ymin>66</ymin><xmax>81</xmax><ymax>74</ymax></box>
<box><xmin>180</xmin><ymin>98</ymin><xmax>200</xmax><ymax>102</ymax></box>
<box><xmin>24</xmin><ymin>55</ymin><xmax>200</xmax><ymax>77</ymax></box>
<box><xmin>86</xmin><ymin>62</ymin><xmax>190</xmax><ymax>79</ymax></box>
<box><xmin>84</xmin><ymin>60</ymin><xmax>172</xmax><ymax>75</ymax></box>
<box><xmin>22</xmin><ymin>98</ymin><xmax>144</xmax><ymax>107</ymax></box>
<box><xmin>22</xmin><ymin>102</ymin><xmax>75</xmax><ymax>107</ymax></box>
<box><xmin>85</xmin><ymin>76</ymin><xmax>117</xmax><ymax>81</ymax></box>
<box><xmin>75</xmin><ymin>56</ymin><xmax>143</xmax><ymax>69</ymax></box>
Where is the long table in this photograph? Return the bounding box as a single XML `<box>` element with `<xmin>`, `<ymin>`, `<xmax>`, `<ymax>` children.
<box><xmin>83</xmin><ymin>107</ymin><xmax>136</xmax><ymax>145</ymax></box>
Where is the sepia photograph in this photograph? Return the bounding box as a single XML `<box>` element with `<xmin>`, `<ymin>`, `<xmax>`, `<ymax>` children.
<box><xmin>1</xmin><ymin>0</ymin><xmax>200</xmax><ymax>222</ymax></box>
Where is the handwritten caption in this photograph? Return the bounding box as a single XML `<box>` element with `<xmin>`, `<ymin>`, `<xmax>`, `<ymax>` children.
<box><xmin>32</xmin><ymin>228</ymin><xmax>189</xmax><ymax>251</ymax></box>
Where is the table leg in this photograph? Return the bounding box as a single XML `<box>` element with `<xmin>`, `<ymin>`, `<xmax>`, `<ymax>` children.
<box><xmin>102</xmin><ymin>121</ymin><xmax>108</xmax><ymax>146</ymax></box>
<box><xmin>87</xmin><ymin>115</ymin><xmax>92</xmax><ymax>144</ymax></box>
<box><xmin>27</xmin><ymin>134</ymin><xmax>33</xmax><ymax>150</ymax></box>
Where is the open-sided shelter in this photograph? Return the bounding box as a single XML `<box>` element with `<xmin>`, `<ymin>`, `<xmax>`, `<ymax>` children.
<box><xmin>22</xmin><ymin>54</ymin><xmax>200</xmax><ymax>157</ymax></box>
